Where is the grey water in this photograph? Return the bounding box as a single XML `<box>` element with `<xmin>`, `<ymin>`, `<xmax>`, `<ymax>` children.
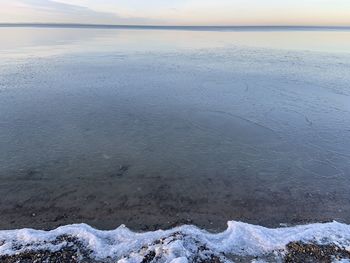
<box><xmin>0</xmin><ymin>26</ymin><xmax>350</xmax><ymax>231</ymax></box>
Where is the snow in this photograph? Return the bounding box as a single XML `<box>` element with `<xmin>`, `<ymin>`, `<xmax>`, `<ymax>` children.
<box><xmin>0</xmin><ymin>221</ymin><xmax>350</xmax><ymax>262</ymax></box>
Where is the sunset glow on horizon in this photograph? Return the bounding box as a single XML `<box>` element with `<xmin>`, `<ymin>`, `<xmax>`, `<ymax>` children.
<box><xmin>0</xmin><ymin>0</ymin><xmax>350</xmax><ymax>26</ymax></box>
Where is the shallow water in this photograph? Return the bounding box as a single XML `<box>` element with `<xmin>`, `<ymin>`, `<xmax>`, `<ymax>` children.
<box><xmin>0</xmin><ymin>27</ymin><xmax>350</xmax><ymax>231</ymax></box>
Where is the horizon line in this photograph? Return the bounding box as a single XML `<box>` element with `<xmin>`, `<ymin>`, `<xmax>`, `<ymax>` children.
<box><xmin>1</xmin><ymin>23</ymin><xmax>350</xmax><ymax>31</ymax></box>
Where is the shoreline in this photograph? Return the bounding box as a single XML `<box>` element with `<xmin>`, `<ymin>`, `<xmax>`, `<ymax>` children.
<box><xmin>0</xmin><ymin>221</ymin><xmax>350</xmax><ymax>262</ymax></box>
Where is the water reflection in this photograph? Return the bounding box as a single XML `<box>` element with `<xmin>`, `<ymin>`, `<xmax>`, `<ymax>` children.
<box><xmin>1</xmin><ymin>27</ymin><xmax>350</xmax><ymax>59</ymax></box>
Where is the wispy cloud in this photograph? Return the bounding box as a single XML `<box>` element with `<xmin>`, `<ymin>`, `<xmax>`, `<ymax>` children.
<box><xmin>0</xmin><ymin>0</ymin><xmax>159</xmax><ymax>24</ymax></box>
<box><xmin>0</xmin><ymin>0</ymin><xmax>349</xmax><ymax>26</ymax></box>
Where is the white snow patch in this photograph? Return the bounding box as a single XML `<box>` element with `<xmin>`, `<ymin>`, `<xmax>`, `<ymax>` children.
<box><xmin>0</xmin><ymin>221</ymin><xmax>349</xmax><ymax>262</ymax></box>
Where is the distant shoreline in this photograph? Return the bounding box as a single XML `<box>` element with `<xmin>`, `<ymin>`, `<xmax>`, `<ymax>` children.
<box><xmin>1</xmin><ymin>23</ymin><xmax>350</xmax><ymax>31</ymax></box>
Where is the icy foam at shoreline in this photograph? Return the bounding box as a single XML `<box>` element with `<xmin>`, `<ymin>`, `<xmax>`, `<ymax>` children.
<box><xmin>0</xmin><ymin>221</ymin><xmax>350</xmax><ymax>262</ymax></box>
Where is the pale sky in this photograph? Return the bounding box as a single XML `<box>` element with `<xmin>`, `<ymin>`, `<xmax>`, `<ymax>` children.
<box><xmin>0</xmin><ymin>0</ymin><xmax>350</xmax><ymax>26</ymax></box>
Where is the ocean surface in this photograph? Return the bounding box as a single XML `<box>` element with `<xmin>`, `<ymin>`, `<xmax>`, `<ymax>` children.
<box><xmin>0</xmin><ymin>26</ymin><xmax>350</xmax><ymax>260</ymax></box>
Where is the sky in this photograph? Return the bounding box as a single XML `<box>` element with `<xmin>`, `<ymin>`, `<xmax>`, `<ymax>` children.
<box><xmin>0</xmin><ymin>0</ymin><xmax>349</xmax><ymax>26</ymax></box>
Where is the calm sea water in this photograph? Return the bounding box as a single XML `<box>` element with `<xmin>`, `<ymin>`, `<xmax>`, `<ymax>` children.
<box><xmin>0</xmin><ymin>27</ymin><xmax>350</xmax><ymax>230</ymax></box>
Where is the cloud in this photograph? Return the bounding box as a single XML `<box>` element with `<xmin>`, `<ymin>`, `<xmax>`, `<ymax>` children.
<box><xmin>0</xmin><ymin>0</ymin><xmax>159</xmax><ymax>24</ymax></box>
<box><xmin>0</xmin><ymin>0</ymin><xmax>349</xmax><ymax>26</ymax></box>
